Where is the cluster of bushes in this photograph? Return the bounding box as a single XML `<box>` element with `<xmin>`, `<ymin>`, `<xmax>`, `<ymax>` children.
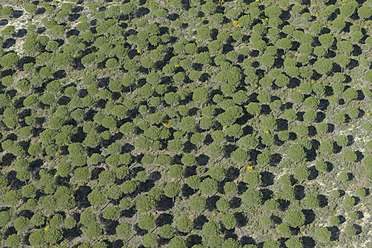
<box><xmin>0</xmin><ymin>0</ymin><xmax>370</xmax><ymax>247</ymax></box>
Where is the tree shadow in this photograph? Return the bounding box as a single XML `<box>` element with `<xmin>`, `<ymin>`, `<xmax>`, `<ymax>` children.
<box><xmin>65</xmin><ymin>226</ymin><xmax>82</xmax><ymax>240</ymax></box>
<box><xmin>229</xmin><ymin>197</ymin><xmax>242</xmax><ymax>209</ymax></box>
<box><xmin>186</xmin><ymin>234</ymin><xmax>203</xmax><ymax>247</ymax></box>
<box><xmin>308</xmin><ymin>166</ymin><xmax>318</xmax><ymax>180</ymax></box>
<box><xmin>75</xmin><ymin>185</ymin><xmax>92</xmax><ymax>209</ymax></box>
<box><xmin>355</xmin><ymin>151</ymin><xmax>364</xmax><ymax>162</ymax></box>
<box><xmin>317</xmin><ymin>194</ymin><xmax>328</xmax><ymax>207</ymax></box>
<box><xmin>18</xmin><ymin>210</ymin><xmax>33</xmax><ymax>219</ymax></box>
<box><xmin>303</xmin><ymin>210</ymin><xmax>315</xmax><ymax>225</ymax></box>
<box><xmin>196</xmin><ymin>154</ymin><xmax>209</xmax><ymax>166</ymax></box>
<box><xmin>134</xmin><ymin>223</ymin><xmax>148</xmax><ymax>236</ymax></box>
<box><xmin>270</xmin><ymin>153</ymin><xmax>282</xmax><ymax>166</ymax></box>
<box><xmin>276</xmin><ymin>118</ymin><xmax>288</xmax><ymax>131</ymax></box>
<box><xmin>206</xmin><ymin>195</ymin><xmax>219</xmax><ymax>211</ymax></box>
<box><xmin>149</xmin><ymin>171</ymin><xmax>161</xmax><ymax>182</ymax></box>
<box><xmin>237</xmin><ymin>182</ymin><xmax>247</xmax><ymax>195</ymax></box>
<box><xmin>15</xmin><ymin>28</ymin><xmax>27</xmax><ymax>38</ymax></box>
<box><xmin>225</xmin><ymin>167</ymin><xmax>240</xmax><ymax>181</ymax></box>
<box><xmin>194</xmin><ymin>215</ymin><xmax>208</xmax><ymax>229</ymax></box>
<box><xmin>301</xmin><ymin>236</ymin><xmax>315</xmax><ymax>248</ymax></box>
<box><xmin>122</xmin><ymin>206</ymin><xmax>136</xmax><ymax>218</ymax></box>
<box><xmin>14</xmin><ymin>10</ymin><xmax>23</xmax><ymax>18</ymax></box>
<box><xmin>278</xmin><ymin>199</ymin><xmax>290</xmax><ymax>211</ymax></box>
<box><xmin>234</xmin><ymin>212</ymin><xmax>247</xmax><ymax>227</ymax></box>
<box><xmin>2</xmin><ymin>153</ymin><xmax>16</xmax><ymax>167</ymax></box>
<box><xmin>260</xmin><ymin>188</ymin><xmax>273</xmax><ymax>202</ymax></box>
<box><xmin>240</xmin><ymin>236</ymin><xmax>256</xmax><ymax>246</ymax></box>
<box><xmin>329</xmin><ymin>226</ymin><xmax>340</xmax><ymax>241</ymax></box>
<box><xmin>104</xmin><ymin>220</ymin><xmax>119</xmax><ymax>235</ymax></box>
<box><xmin>0</xmin><ymin>19</ymin><xmax>8</xmax><ymax>25</ymax></box>
<box><xmin>354</xmin><ymin>224</ymin><xmax>362</xmax><ymax>234</ymax></box>
<box><xmin>157</xmin><ymin>196</ymin><xmax>174</xmax><ymax>211</ymax></box>
<box><xmin>2</xmin><ymin>38</ymin><xmax>16</xmax><ymax>48</ymax></box>
<box><xmin>182</xmin><ymin>184</ymin><xmax>195</xmax><ymax>198</ymax></box>
<box><xmin>270</xmin><ymin>215</ymin><xmax>282</xmax><ymax>224</ymax></box>
<box><xmin>260</xmin><ymin>172</ymin><xmax>275</xmax><ymax>187</ymax></box>
<box><xmin>111</xmin><ymin>240</ymin><xmax>125</xmax><ymax>248</ymax></box>
<box><xmin>155</xmin><ymin>213</ymin><xmax>173</xmax><ymax>227</ymax></box>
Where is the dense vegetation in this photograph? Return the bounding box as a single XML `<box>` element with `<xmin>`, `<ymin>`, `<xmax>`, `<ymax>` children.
<box><xmin>0</xmin><ymin>0</ymin><xmax>371</xmax><ymax>247</ymax></box>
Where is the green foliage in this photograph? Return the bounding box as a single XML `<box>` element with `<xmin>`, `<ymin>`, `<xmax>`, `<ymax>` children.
<box><xmin>189</xmin><ymin>196</ymin><xmax>206</xmax><ymax>213</ymax></box>
<box><xmin>284</xmin><ymin>210</ymin><xmax>306</xmax><ymax>228</ymax></box>
<box><xmin>293</xmin><ymin>165</ymin><xmax>310</xmax><ymax>181</ymax></box>
<box><xmin>169</xmin><ymin>237</ymin><xmax>187</xmax><ymax>248</ymax></box>
<box><xmin>263</xmin><ymin>199</ymin><xmax>280</xmax><ymax>212</ymax></box>
<box><xmin>159</xmin><ymin>224</ymin><xmax>175</xmax><ymax>239</ymax></box>
<box><xmin>285</xmin><ymin>238</ymin><xmax>304</xmax><ymax>248</ymax></box>
<box><xmin>86</xmin><ymin>223</ymin><xmax>104</xmax><ymax>239</ymax></box>
<box><xmin>116</xmin><ymin>223</ymin><xmax>132</xmax><ymax>239</ymax></box>
<box><xmin>45</xmin><ymin>227</ymin><xmax>63</xmax><ymax>244</ymax></box>
<box><xmin>14</xmin><ymin>216</ymin><xmax>30</xmax><ymax>232</ymax></box>
<box><xmin>241</xmin><ymin>189</ymin><xmax>263</xmax><ymax>207</ymax></box>
<box><xmin>200</xmin><ymin>178</ymin><xmax>218</xmax><ymax>196</ymax></box>
<box><xmin>314</xmin><ymin>227</ymin><xmax>332</xmax><ymax>244</ymax></box>
<box><xmin>208</xmin><ymin>166</ymin><xmax>226</xmax><ymax>182</ymax></box>
<box><xmin>29</xmin><ymin>230</ymin><xmax>46</xmax><ymax>246</ymax></box>
<box><xmin>177</xmin><ymin>216</ymin><xmax>193</xmax><ymax>233</ymax></box>
<box><xmin>287</xmin><ymin>144</ymin><xmax>307</xmax><ymax>162</ymax></box>
<box><xmin>277</xmin><ymin>222</ymin><xmax>292</xmax><ymax>238</ymax></box>
<box><xmin>4</xmin><ymin>190</ymin><xmax>22</xmax><ymax>206</ymax></box>
<box><xmin>102</xmin><ymin>206</ymin><xmax>120</xmax><ymax>220</ymax></box>
<box><xmin>222</xmin><ymin>213</ymin><xmax>236</xmax><ymax>230</ymax></box>
<box><xmin>0</xmin><ymin>52</ymin><xmax>19</xmax><ymax>68</ymax></box>
<box><xmin>0</xmin><ymin>2</ymin><xmax>367</xmax><ymax>247</ymax></box>
<box><xmin>303</xmin><ymin>195</ymin><xmax>320</xmax><ymax>209</ymax></box>
<box><xmin>138</xmin><ymin>215</ymin><xmax>155</xmax><ymax>230</ymax></box>
<box><xmin>202</xmin><ymin>221</ymin><xmax>222</xmax><ymax>247</ymax></box>
<box><xmin>244</xmin><ymin>171</ymin><xmax>262</xmax><ymax>187</ymax></box>
<box><xmin>345</xmin><ymin>225</ymin><xmax>358</xmax><ymax>238</ymax></box>
<box><xmin>164</xmin><ymin>182</ymin><xmax>181</xmax><ymax>198</ymax></box>
<box><xmin>88</xmin><ymin>189</ymin><xmax>107</xmax><ymax>207</ymax></box>
<box><xmin>6</xmin><ymin>234</ymin><xmax>21</xmax><ymax>248</ymax></box>
<box><xmin>263</xmin><ymin>240</ymin><xmax>281</xmax><ymax>248</ymax></box>
<box><xmin>143</xmin><ymin>232</ymin><xmax>159</xmax><ymax>247</ymax></box>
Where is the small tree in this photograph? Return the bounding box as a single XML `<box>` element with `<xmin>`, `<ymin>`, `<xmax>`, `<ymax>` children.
<box><xmin>164</xmin><ymin>182</ymin><xmax>181</xmax><ymax>199</ymax></box>
<box><xmin>159</xmin><ymin>224</ymin><xmax>175</xmax><ymax>239</ymax></box>
<box><xmin>45</xmin><ymin>227</ymin><xmax>63</xmax><ymax>244</ymax></box>
<box><xmin>6</xmin><ymin>234</ymin><xmax>21</xmax><ymax>248</ymax></box>
<box><xmin>343</xmin><ymin>150</ymin><xmax>357</xmax><ymax>163</ymax></box>
<box><xmin>314</xmin><ymin>227</ymin><xmax>332</xmax><ymax>244</ymax></box>
<box><xmin>189</xmin><ymin>196</ymin><xmax>206</xmax><ymax>213</ymax></box>
<box><xmin>287</xmin><ymin>144</ymin><xmax>306</xmax><ymax>162</ymax></box>
<box><xmin>303</xmin><ymin>195</ymin><xmax>320</xmax><ymax>209</ymax></box>
<box><xmin>138</xmin><ymin>215</ymin><xmax>155</xmax><ymax>230</ymax></box>
<box><xmin>200</xmin><ymin>178</ymin><xmax>218</xmax><ymax>196</ymax></box>
<box><xmin>116</xmin><ymin>223</ymin><xmax>132</xmax><ymax>240</ymax></box>
<box><xmin>241</xmin><ymin>189</ymin><xmax>263</xmax><ymax>207</ymax></box>
<box><xmin>222</xmin><ymin>213</ymin><xmax>236</xmax><ymax>230</ymax></box>
<box><xmin>0</xmin><ymin>52</ymin><xmax>19</xmax><ymax>69</ymax></box>
<box><xmin>86</xmin><ymin>223</ymin><xmax>104</xmax><ymax>239</ymax></box>
<box><xmin>277</xmin><ymin>223</ymin><xmax>292</xmax><ymax>238</ymax></box>
<box><xmin>293</xmin><ymin>165</ymin><xmax>310</xmax><ymax>181</ymax></box>
<box><xmin>102</xmin><ymin>206</ymin><xmax>120</xmax><ymax>220</ymax></box>
<box><xmin>244</xmin><ymin>172</ymin><xmax>262</xmax><ymax>187</ymax></box>
<box><xmin>143</xmin><ymin>233</ymin><xmax>159</xmax><ymax>248</ymax></box>
<box><xmin>177</xmin><ymin>216</ymin><xmax>193</xmax><ymax>233</ymax></box>
<box><xmin>285</xmin><ymin>238</ymin><xmax>304</xmax><ymax>248</ymax></box>
<box><xmin>344</xmin><ymin>225</ymin><xmax>357</xmax><ymax>236</ymax></box>
<box><xmin>263</xmin><ymin>199</ymin><xmax>280</xmax><ymax>212</ymax></box>
<box><xmin>284</xmin><ymin>210</ymin><xmax>306</xmax><ymax>228</ymax></box>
